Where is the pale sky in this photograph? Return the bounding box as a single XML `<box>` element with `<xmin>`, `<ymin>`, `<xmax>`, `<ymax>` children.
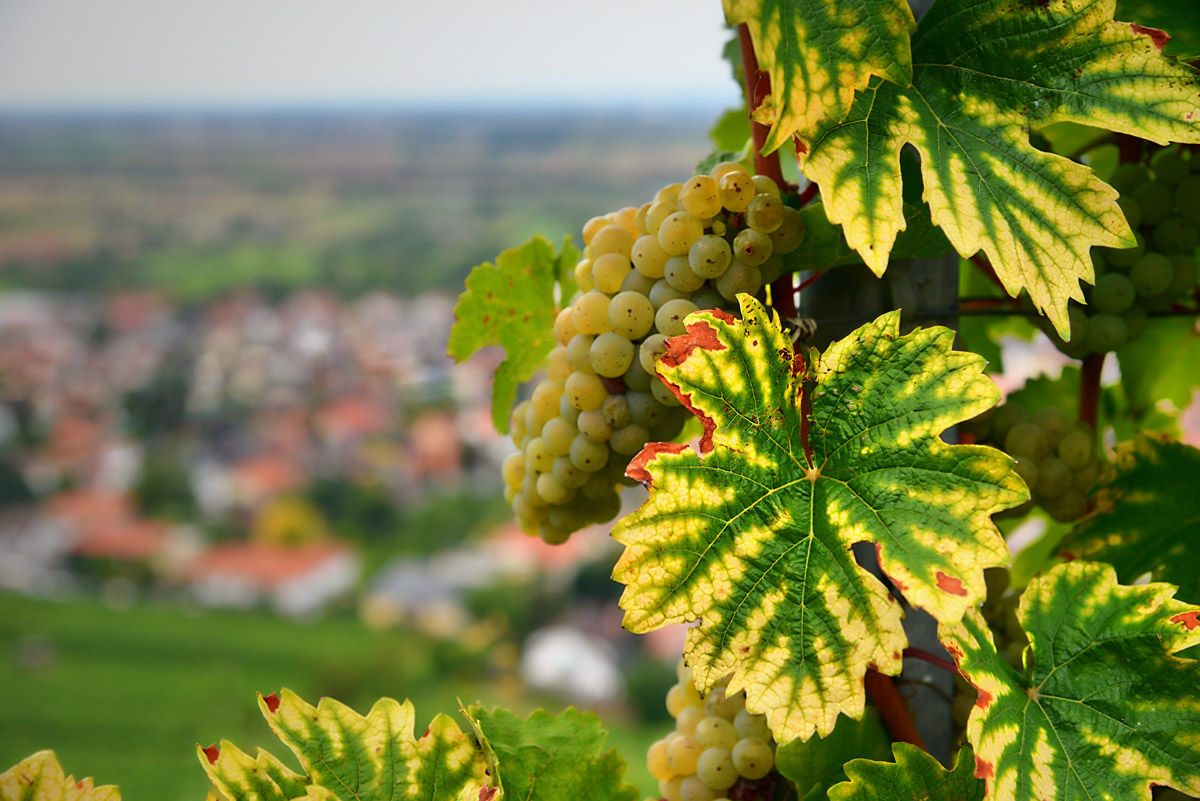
<box><xmin>0</xmin><ymin>0</ymin><xmax>742</xmax><ymax>109</ymax></box>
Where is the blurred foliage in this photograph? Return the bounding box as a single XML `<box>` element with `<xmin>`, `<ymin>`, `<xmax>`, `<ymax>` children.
<box><xmin>251</xmin><ymin>496</ymin><xmax>330</xmax><ymax>545</ymax></box>
<box><xmin>133</xmin><ymin>445</ymin><xmax>197</xmax><ymax>521</ymax></box>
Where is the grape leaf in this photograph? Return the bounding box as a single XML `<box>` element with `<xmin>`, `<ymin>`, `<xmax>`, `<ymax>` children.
<box><xmin>1058</xmin><ymin>434</ymin><xmax>1200</xmax><ymax>605</ymax></box>
<box><xmin>1117</xmin><ymin>316</ymin><xmax>1200</xmax><ymax>414</ymax></box>
<box><xmin>447</xmin><ymin>234</ymin><xmax>577</xmax><ymax>433</ymax></box>
<box><xmin>803</xmin><ymin>0</ymin><xmax>1200</xmax><ymax>337</ymax></box>
<box><xmin>198</xmin><ymin>690</ymin><xmax>489</xmax><ymax>801</ymax></box>
<box><xmin>1116</xmin><ymin>0</ymin><xmax>1200</xmax><ymax>58</ymax></box>
<box><xmin>776</xmin><ymin>708</ymin><xmax>891</xmax><ymax>800</ymax></box>
<box><xmin>612</xmin><ymin>295</ymin><xmax>1024</xmax><ymax>742</ymax></box>
<box><xmin>940</xmin><ymin>561</ymin><xmax>1200</xmax><ymax>801</ymax></box>
<box><xmin>0</xmin><ymin>751</ymin><xmax>119</xmax><ymax>801</ymax></box>
<box><xmin>786</xmin><ymin>200</ymin><xmax>950</xmax><ymax>274</ymax></box>
<box><xmin>723</xmin><ymin>0</ymin><xmax>917</xmax><ymax>154</ymax></box>
<box><xmin>827</xmin><ymin>744</ymin><xmax>985</xmax><ymax>801</ymax></box>
<box><xmin>465</xmin><ymin>706</ymin><xmax>637</xmax><ymax>801</ymax></box>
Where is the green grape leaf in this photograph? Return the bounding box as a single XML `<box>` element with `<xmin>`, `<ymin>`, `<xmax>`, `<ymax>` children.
<box><xmin>1117</xmin><ymin>316</ymin><xmax>1200</xmax><ymax>415</ymax></box>
<box><xmin>465</xmin><ymin>706</ymin><xmax>637</xmax><ymax>801</ymax></box>
<box><xmin>612</xmin><ymin>295</ymin><xmax>1024</xmax><ymax>742</ymax></box>
<box><xmin>776</xmin><ymin>708</ymin><xmax>892</xmax><ymax>800</ymax></box>
<box><xmin>803</xmin><ymin>0</ymin><xmax>1200</xmax><ymax>337</ymax></box>
<box><xmin>0</xmin><ymin>751</ymin><xmax>119</xmax><ymax>801</ymax></box>
<box><xmin>447</xmin><ymin>234</ymin><xmax>577</xmax><ymax>433</ymax></box>
<box><xmin>827</xmin><ymin>744</ymin><xmax>985</xmax><ymax>801</ymax></box>
<box><xmin>1058</xmin><ymin>434</ymin><xmax>1200</xmax><ymax>605</ymax></box>
<box><xmin>709</xmin><ymin>106</ymin><xmax>753</xmax><ymax>154</ymax></box>
<box><xmin>786</xmin><ymin>200</ymin><xmax>950</xmax><ymax>274</ymax></box>
<box><xmin>723</xmin><ymin>0</ymin><xmax>917</xmax><ymax>154</ymax></box>
<box><xmin>198</xmin><ymin>690</ymin><xmax>489</xmax><ymax>801</ymax></box>
<box><xmin>1116</xmin><ymin>0</ymin><xmax>1200</xmax><ymax>58</ymax></box>
<box><xmin>940</xmin><ymin>561</ymin><xmax>1200</xmax><ymax>801</ymax></box>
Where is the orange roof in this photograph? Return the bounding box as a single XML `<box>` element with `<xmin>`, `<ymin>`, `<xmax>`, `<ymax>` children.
<box><xmin>231</xmin><ymin>455</ymin><xmax>305</xmax><ymax>497</ymax></box>
<box><xmin>317</xmin><ymin>395</ymin><xmax>392</xmax><ymax>440</ymax></box>
<box><xmin>72</xmin><ymin>519</ymin><xmax>167</xmax><ymax>560</ymax></box>
<box><xmin>187</xmin><ymin>541</ymin><xmax>349</xmax><ymax>587</ymax></box>
<box><xmin>46</xmin><ymin>490</ymin><xmax>131</xmax><ymax>532</ymax></box>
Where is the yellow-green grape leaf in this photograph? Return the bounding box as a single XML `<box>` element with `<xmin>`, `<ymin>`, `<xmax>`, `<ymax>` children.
<box><xmin>828</xmin><ymin>744</ymin><xmax>985</xmax><ymax>801</ymax></box>
<box><xmin>0</xmin><ymin>752</ymin><xmax>119</xmax><ymax>801</ymax></box>
<box><xmin>198</xmin><ymin>690</ymin><xmax>489</xmax><ymax>801</ymax></box>
<box><xmin>788</xmin><ymin>201</ymin><xmax>950</xmax><ymax>274</ymax></box>
<box><xmin>612</xmin><ymin>295</ymin><xmax>1024</xmax><ymax>742</ymax></box>
<box><xmin>447</xmin><ymin>234</ymin><xmax>577</xmax><ymax>433</ymax></box>
<box><xmin>724</xmin><ymin>0</ymin><xmax>916</xmax><ymax>154</ymax></box>
<box><xmin>940</xmin><ymin>561</ymin><xmax>1200</xmax><ymax>801</ymax></box>
<box><xmin>1058</xmin><ymin>434</ymin><xmax>1200</xmax><ymax>605</ymax></box>
<box><xmin>804</xmin><ymin>0</ymin><xmax>1200</xmax><ymax>337</ymax></box>
<box><xmin>776</xmin><ymin>708</ymin><xmax>891</xmax><ymax>800</ymax></box>
<box><xmin>465</xmin><ymin>706</ymin><xmax>637</xmax><ymax>801</ymax></box>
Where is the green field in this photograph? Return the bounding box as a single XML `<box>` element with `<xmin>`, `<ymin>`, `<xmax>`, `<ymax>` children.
<box><xmin>0</xmin><ymin>593</ymin><xmax>658</xmax><ymax>799</ymax></box>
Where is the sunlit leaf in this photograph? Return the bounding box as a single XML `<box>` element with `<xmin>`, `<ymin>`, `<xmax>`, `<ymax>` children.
<box><xmin>447</xmin><ymin>234</ymin><xmax>577</xmax><ymax>433</ymax></box>
<box><xmin>827</xmin><ymin>744</ymin><xmax>985</xmax><ymax>801</ymax></box>
<box><xmin>940</xmin><ymin>561</ymin><xmax>1200</xmax><ymax>801</ymax></box>
<box><xmin>198</xmin><ymin>690</ymin><xmax>488</xmax><ymax>801</ymax></box>
<box><xmin>613</xmin><ymin>295</ymin><xmax>1024</xmax><ymax>742</ymax></box>
<box><xmin>724</xmin><ymin>0</ymin><xmax>916</xmax><ymax>154</ymax></box>
<box><xmin>466</xmin><ymin>706</ymin><xmax>637</xmax><ymax>801</ymax></box>
<box><xmin>0</xmin><ymin>751</ymin><xmax>119</xmax><ymax>801</ymax></box>
<box><xmin>1058</xmin><ymin>434</ymin><xmax>1200</xmax><ymax>605</ymax></box>
<box><xmin>804</xmin><ymin>0</ymin><xmax>1200</xmax><ymax>337</ymax></box>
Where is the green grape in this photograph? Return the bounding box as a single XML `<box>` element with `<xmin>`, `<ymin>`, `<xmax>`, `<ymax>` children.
<box><xmin>589</xmin><ymin>331</ymin><xmax>635</xmax><ymax>378</ymax></box>
<box><xmin>552</xmin><ymin>456</ymin><xmax>589</xmax><ymax>489</ymax></box>
<box><xmin>645</xmin><ymin>200</ymin><xmax>677</xmax><ymax>236</ymax></box>
<box><xmin>511</xmin><ymin>400</ymin><xmax>530</xmax><ymax>443</ymax></box>
<box><xmin>1168</xmin><ymin>254</ymin><xmax>1198</xmax><ymax>298</ymax></box>
<box><xmin>541</xmin><ymin>417</ymin><xmax>577</xmax><ymax>455</ymax></box>
<box><xmin>660</xmin><ymin>777</ymin><xmax>685</xmax><ymax>801</ymax></box>
<box><xmin>602</xmin><ymin>393</ymin><xmax>632</xmax><ymax>428</ymax></box>
<box><xmin>633</xmin><ymin>202</ymin><xmax>651</xmax><ymax>234</ymax></box>
<box><xmin>680</xmin><ymin>776</ymin><xmax>718</xmax><ymax>801</ymax></box>
<box><xmin>758</xmin><ymin>253</ymin><xmax>785</xmax><ymax>284</ymax></box>
<box><xmin>1005</xmin><ymin>422</ymin><xmax>1048</xmax><ymax>460</ymax></box>
<box><xmin>1032</xmin><ymin>407</ymin><xmax>1071</xmax><ymax>447</ymax></box>
<box><xmin>530</xmin><ymin>380</ymin><xmax>562</xmax><ymax>420</ymax></box>
<box><xmin>1035</xmin><ymin>457</ymin><xmax>1072</xmax><ymax>498</ymax></box>
<box><xmin>1152</xmin><ymin>217</ymin><xmax>1199</xmax><ymax>255</ymax></box>
<box><xmin>745</xmin><ymin>194</ymin><xmax>784</xmax><ymax>232</ymax></box>
<box><xmin>704</xmin><ymin>686</ymin><xmax>745</xmax><ymax>720</ymax></box>
<box><xmin>619</xmin><ymin>268</ymin><xmax>656</xmax><ymax>297</ymax></box>
<box><xmin>715</xmin><ymin>260</ymin><xmax>762</xmax><ymax>301</ymax></box>
<box><xmin>651</xmin><ymin>376</ymin><xmax>683</xmax><ymax>407</ymax></box>
<box><xmin>559</xmin><ymin>395</ymin><xmax>580</xmax><ymax>424</ymax></box>
<box><xmin>1089</xmin><ymin>273</ymin><xmax>1135</xmax><ymax>314</ymax></box>
<box><xmin>695</xmin><ymin>717</ymin><xmax>738</xmax><ymax>750</ymax></box>
<box><xmin>592</xmin><ymin>252</ymin><xmax>631</xmax><ymax>294</ymax></box>
<box><xmin>1044</xmin><ymin>490</ymin><xmax>1088</xmax><ymax>523</ymax></box>
<box><xmin>1122</xmin><ymin>305</ymin><xmax>1147</xmax><ymax>340</ymax></box>
<box><xmin>628</xmin><ymin>391</ymin><xmax>669</xmax><ymax>428</ymax></box>
<box><xmin>647</xmin><ymin>739</ymin><xmax>676</xmax><ymax>782</ymax></box>
<box><xmin>564</xmin><ymin>371</ymin><xmax>607</xmax><ymax>411</ymax></box>
<box><xmin>1105</xmin><ymin>232</ymin><xmax>1145</xmax><ymax>269</ymax></box>
<box><xmin>623</xmin><ymin>358</ymin><xmax>654</xmax><ymax>392</ymax></box>
<box><xmin>991</xmin><ymin>402</ymin><xmax>1028</xmax><ymax>440</ymax></box>
<box><xmin>577</xmin><ymin>408</ymin><xmax>613</xmax><ymax>443</ymax></box>
<box><xmin>640</xmin><ymin>334</ymin><xmax>669</xmax><ymax>374</ymax></box>
<box><xmin>554</xmin><ymin>307</ymin><xmax>579</xmax><ymax>346</ymax></box>
<box><xmin>696</xmin><ymin>748</ymin><xmax>738</xmax><ymax>791</ymax></box>
<box><xmin>730</xmin><ymin>738</ymin><xmax>774</xmax><ymax>780</ymax></box>
<box><xmin>574</xmin><ymin>258</ymin><xmax>595</xmax><ymax>292</ymax></box>
<box><xmin>546</xmin><ymin>345</ymin><xmax>571</xmax><ymax>385</ymax></box>
<box><xmin>1117</xmin><ymin>195</ymin><xmax>1143</xmax><ymax>230</ymax></box>
<box><xmin>609</xmin><ymin>290</ymin><xmax>655</xmax><ymax>340</ymax></box>
<box><xmin>679</xmin><ymin>175</ymin><xmax>722</xmax><ymax>219</ymax></box>
<box><xmin>610</xmin><ymin>423</ymin><xmax>649</xmax><ymax>456</ymax></box>
<box><xmin>751</xmin><ymin>174</ymin><xmax>781</xmax><ymax>197</ymax></box>
<box><xmin>1084</xmin><ymin>313</ymin><xmax>1128</xmax><ymax>353</ymax></box>
<box><xmin>1012</xmin><ymin>456</ymin><xmax>1039</xmax><ymax>493</ymax></box>
<box><xmin>569</xmin><ymin>434</ymin><xmax>609</xmax><ymax>472</ymax></box>
<box><xmin>524</xmin><ymin>399</ymin><xmax>550</xmax><ymax>437</ymax></box>
<box><xmin>691</xmin><ymin>286</ymin><xmax>727</xmax><ymax>313</ymax></box>
<box><xmin>590</xmin><ymin>224</ymin><xmax>634</xmax><ymax>259</ymax></box>
<box><xmin>689</xmin><ymin>235</ymin><xmax>732</xmax><ymax>279</ymax></box>
<box><xmin>525</xmin><ymin>436</ymin><xmax>553</xmax><ymax>472</ymax></box>
<box><xmin>1175</xmin><ymin>175</ymin><xmax>1200</xmax><ymax>225</ymax></box>
<box><xmin>709</xmin><ymin>160</ymin><xmax>750</xmax><ymax>181</ymax></box>
<box><xmin>566</xmin><ymin>333</ymin><xmax>596</xmax><ymax>373</ymax></box>
<box><xmin>632</xmin><ymin>234</ymin><xmax>670</xmax><ymax>278</ymax></box>
<box><xmin>501</xmin><ymin>452</ymin><xmax>525</xmax><ymax>489</ymax></box>
<box><xmin>769</xmin><ymin>207</ymin><xmax>806</xmax><ymax>254</ymax></box>
<box><xmin>732</xmin><ymin>228</ymin><xmax>773</xmax><ymax>266</ymax></box>
<box><xmin>1131</xmin><ymin>252</ymin><xmax>1174</xmax><ymax>296</ymax></box>
<box><xmin>535</xmin><ymin>472</ymin><xmax>573</xmax><ymax>505</ymax></box>
<box><xmin>656</xmin><ymin>298</ymin><xmax>700</xmax><ymax>337</ymax></box>
<box><xmin>1151</xmin><ymin>148</ymin><xmax>1188</xmax><ymax>187</ymax></box>
<box><xmin>733</xmin><ymin>709</ymin><xmax>771</xmax><ymax>741</ymax></box>
<box><xmin>1074</xmin><ymin>459</ymin><xmax>1101</xmax><ymax>493</ymax></box>
<box><xmin>718</xmin><ymin>171</ymin><xmax>755</xmax><ymax>212</ymax></box>
<box><xmin>1057</xmin><ymin>428</ymin><xmax>1093</xmax><ymax>469</ymax></box>
<box><xmin>656</xmin><ymin>182</ymin><xmax>684</xmax><ymax>205</ymax></box>
<box><xmin>572</xmin><ymin>290</ymin><xmax>613</xmax><ymax>335</ymax></box>
<box><xmin>668</xmin><ymin>734</ymin><xmax>703</xmax><ymax>774</ymax></box>
<box><xmin>582</xmin><ymin>216</ymin><xmax>610</xmax><ymax>245</ymax></box>
<box><xmin>665</xmin><ymin>255</ymin><xmax>707</xmax><ymax>292</ymax></box>
<box><xmin>1109</xmin><ymin>162</ymin><xmax>1149</xmax><ymax>193</ymax></box>
<box><xmin>650</xmin><ymin>278</ymin><xmax>689</xmax><ymax>309</ymax></box>
<box><xmin>1132</xmin><ymin>180</ymin><xmax>1173</xmax><ymax>226</ymax></box>
<box><xmin>658</xmin><ymin>212</ymin><xmax>705</xmax><ymax>256</ymax></box>
<box><xmin>676</xmin><ymin>705</ymin><xmax>708</xmax><ymax>736</ymax></box>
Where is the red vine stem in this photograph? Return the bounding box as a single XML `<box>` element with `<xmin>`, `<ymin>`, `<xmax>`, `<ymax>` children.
<box><xmin>736</xmin><ymin>23</ymin><xmax>785</xmax><ymax>188</ymax></box>
<box><xmin>797</xmin><ymin>271</ymin><xmax>823</xmax><ymax>292</ymax></box>
<box><xmin>1079</xmin><ymin>352</ymin><xmax>1104</xmax><ymax>432</ymax></box>
<box><xmin>865</xmin><ymin>670</ymin><xmax>927</xmax><ymax>750</ymax></box>
<box><xmin>903</xmin><ymin>647</ymin><xmax>958</xmax><ymax>674</ymax></box>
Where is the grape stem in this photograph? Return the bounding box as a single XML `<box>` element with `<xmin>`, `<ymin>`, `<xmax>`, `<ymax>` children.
<box><xmin>736</xmin><ymin>23</ymin><xmax>787</xmax><ymax>189</ymax></box>
<box><xmin>796</xmin><ymin>271</ymin><xmax>823</xmax><ymax>292</ymax></box>
<box><xmin>865</xmin><ymin>669</ymin><xmax>928</xmax><ymax>751</ymax></box>
<box><xmin>903</xmin><ymin>647</ymin><xmax>958</xmax><ymax>674</ymax></box>
<box><xmin>1079</xmin><ymin>352</ymin><xmax>1103</xmax><ymax>432</ymax></box>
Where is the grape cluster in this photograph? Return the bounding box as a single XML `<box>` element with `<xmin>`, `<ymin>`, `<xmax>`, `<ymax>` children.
<box><xmin>962</xmin><ymin>404</ymin><xmax>1101</xmax><ymax>523</ymax></box>
<box><xmin>502</xmin><ymin>163</ymin><xmax>807</xmax><ymax>543</ymax></box>
<box><xmin>952</xmin><ymin>568</ymin><xmax>1026</xmax><ymax>740</ymax></box>
<box><xmin>647</xmin><ymin>662</ymin><xmax>777</xmax><ymax>801</ymax></box>
<box><xmin>1047</xmin><ymin>146</ymin><xmax>1199</xmax><ymax>356</ymax></box>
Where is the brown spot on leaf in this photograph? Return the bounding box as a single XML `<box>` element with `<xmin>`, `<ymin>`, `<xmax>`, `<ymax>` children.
<box><xmin>203</xmin><ymin>744</ymin><xmax>221</xmax><ymax>764</ymax></box>
<box><xmin>975</xmin><ymin>687</ymin><xmax>994</xmax><ymax>710</ymax></box>
<box><xmin>1131</xmin><ymin>23</ymin><xmax>1170</xmax><ymax>51</ymax></box>
<box><xmin>479</xmin><ymin>787</ymin><xmax>498</xmax><ymax>801</ymax></box>
<box><xmin>974</xmin><ymin>753</ymin><xmax>994</xmax><ymax>779</ymax></box>
<box><xmin>660</xmin><ymin>320</ymin><xmax>726</xmax><ymax>368</ymax></box>
<box><xmin>793</xmin><ymin>134</ymin><xmax>808</xmax><ymax>156</ymax></box>
<box><xmin>942</xmin><ymin>641</ymin><xmax>964</xmax><ymax>662</ymax></box>
<box><xmin>263</xmin><ymin>693</ymin><xmax>281</xmax><ymax>713</ymax></box>
<box><xmin>1170</xmin><ymin>611</ymin><xmax>1200</xmax><ymax>631</ymax></box>
<box><xmin>76</xmin><ymin>781</ymin><xmax>86</xmax><ymax>790</ymax></box>
<box><xmin>627</xmin><ymin>442</ymin><xmax>689</xmax><ymax>485</ymax></box>
<box><xmin>936</xmin><ymin>571</ymin><xmax>968</xmax><ymax>596</ymax></box>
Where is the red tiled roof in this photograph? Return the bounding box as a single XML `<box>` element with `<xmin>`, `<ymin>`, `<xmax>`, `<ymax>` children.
<box><xmin>186</xmin><ymin>541</ymin><xmax>348</xmax><ymax>587</ymax></box>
